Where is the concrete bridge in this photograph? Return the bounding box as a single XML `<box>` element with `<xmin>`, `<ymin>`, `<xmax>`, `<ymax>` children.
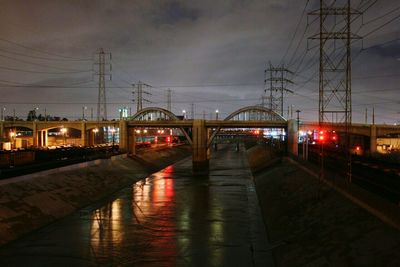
<box><xmin>300</xmin><ymin>122</ymin><xmax>400</xmax><ymax>153</ymax></box>
<box><xmin>1</xmin><ymin>105</ymin><xmax>399</xmax><ymax>171</ymax></box>
<box><xmin>0</xmin><ymin>121</ymin><xmax>119</xmax><ymax>147</ymax></box>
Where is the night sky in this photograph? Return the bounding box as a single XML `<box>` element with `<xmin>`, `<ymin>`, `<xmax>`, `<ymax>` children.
<box><xmin>0</xmin><ymin>0</ymin><xmax>399</xmax><ymax>123</ymax></box>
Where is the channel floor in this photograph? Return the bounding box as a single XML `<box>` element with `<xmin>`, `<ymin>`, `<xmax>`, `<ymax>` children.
<box><xmin>0</xmin><ymin>145</ymin><xmax>273</xmax><ymax>267</ymax></box>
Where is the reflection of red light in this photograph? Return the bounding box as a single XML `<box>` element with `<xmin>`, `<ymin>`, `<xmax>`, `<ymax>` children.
<box><xmin>165</xmin><ymin>165</ymin><xmax>173</xmax><ymax>173</ymax></box>
<box><xmin>165</xmin><ymin>179</ymin><xmax>174</xmax><ymax>198</ymax></box>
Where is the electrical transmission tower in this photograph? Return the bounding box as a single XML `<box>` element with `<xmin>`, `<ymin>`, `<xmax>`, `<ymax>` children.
<box><xmin>264</xmin><ymin>63</ymin><xmax>293</xmax><ymax>117</ymax></box>
<box><xmin>308</xmin><ymin>0</ymin><xmax>362</xmax><ymax>184</ymax></box>
<box><xmin>167</xmin><ymin>88</ymin><xmax>172</xmax><ymax>111</ymax></box>
<box><xmin>94</xmin><ymin>48</ymin><xmax>111</xmax><ymax>121</ymax></box>
<box><xmin>308</xmin><ymin>0</ymin><xmax>361</xmax><ymax>126</ymax></box>
<box><xmin>132</xmin><ymin>81</ymin><xmax>152</xmax><ymax>113</ymax></box>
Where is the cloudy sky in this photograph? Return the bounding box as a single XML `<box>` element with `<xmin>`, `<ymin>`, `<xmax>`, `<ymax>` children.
<box><xmin>0</xmin><ymin>0</ymin><xmax>399</xmax><ymax>123</ymax></box>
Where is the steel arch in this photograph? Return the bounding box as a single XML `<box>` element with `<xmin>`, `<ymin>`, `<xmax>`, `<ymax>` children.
<box><xmin>130</xmin><ymin>107</ymin><xmax>179</xmax><ymax>121</ymax></box>
<box><xmin>224</xmin><ymin>106</ymin><xmax>286</xmax><ymax>122</ymax></box>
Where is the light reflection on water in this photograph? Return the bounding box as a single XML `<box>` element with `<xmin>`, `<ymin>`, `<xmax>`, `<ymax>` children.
<box><xmin>0</xmin><ymin>146</ymin><xmax>270</xmax><ymax>266</ymax></box>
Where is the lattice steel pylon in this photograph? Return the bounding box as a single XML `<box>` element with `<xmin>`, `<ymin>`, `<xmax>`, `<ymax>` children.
<box><xmin>308</xmin><ymin>0</ymin><xmax>362</xmax><ymax>126</ymax></box>
<box><xmin>264</xmin><ymin>63</ymin><xmax>293</xmax><ymax>117</ymax></box>
<box><xmin>94</xmin><ymin>48</ymin><xmax>111</xmax><ymax>121</ymax></box>
<box><xmin>132</xmin><ymin>81</ymin><xmax>152</xmax><ymax>113</ymax></box>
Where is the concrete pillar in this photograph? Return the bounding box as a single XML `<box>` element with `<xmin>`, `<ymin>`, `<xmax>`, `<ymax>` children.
<box><xmin>287</xmin><ymin>119</ymin><xmax>298</xmax><ymax>156</ymax></box>
<box><xmin>81</xmin><ymin>123</ymin><xmax>87</xmax><ymax>146</ymax></box>
<box><xmin>32</xmin><ymin>122</ymin><xmax>38</xmax><ymax>147</ymax></box>
<box><xmin>119</xmin><ymin>120</ymin><xmax>128</xmax><ymax>152</ymax></box>
<box><xmin>370</xmin><ymin>125</ymin><xmax>377</xmax><ymax>154</ymax></box>
<box><xmin>44</xmin><ymin>130</ymin><xmax>48</xmax><ymax>147</ymax></box>
<box><xmin>192</xmin><ymin>119</ymin><xmax>209</xmax><ymax>174</ymax></box>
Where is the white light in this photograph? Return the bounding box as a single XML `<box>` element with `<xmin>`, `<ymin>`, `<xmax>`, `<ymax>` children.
<box><xmin>143</xmin><ymin>129</ymin><xmax>148</xmax><ymax>133</ymax></box>
<box><xmin>136</xmin><ymin>130</ymin><xmax>141</xmax><ymax>134</ymax></box>
<box><xmin>215</xmin><ymin>109</ymin><xmax>219</xmax><ymax>113</ymax></box>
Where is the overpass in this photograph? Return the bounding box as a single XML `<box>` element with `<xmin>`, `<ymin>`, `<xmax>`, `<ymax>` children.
<box><xmin>120</xmin><ymin>106</ymin><xmax>292</xmax><ymax>173</ymax></box>
<box><xmin>300</xmin><ymin>122</ymin><xmax>400</xmax><ymax>153</ymax></box>
<box><xmin>1</xmin><ymin>105</ymin><xmax>399</xmax><ymax>171</ymax></box>
<box><xmin>0</xmin><ymin>121</ymin><xmax>119</xmax><ymax>147</ymax></box>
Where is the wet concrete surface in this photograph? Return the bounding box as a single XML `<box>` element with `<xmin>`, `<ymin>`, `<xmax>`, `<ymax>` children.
<box><xmin>0</xmin><ymin>144</ymin><xmax>273</xmax><ymax>266</ymax></box>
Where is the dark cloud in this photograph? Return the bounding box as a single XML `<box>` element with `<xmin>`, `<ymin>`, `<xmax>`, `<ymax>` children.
<box><xmin>0</xmin><ymin>0</ymin><xmax>398</xmax><ymax>123</ymax></box>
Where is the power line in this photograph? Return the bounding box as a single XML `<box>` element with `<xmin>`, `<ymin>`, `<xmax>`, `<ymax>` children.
<box><xmin>279</xmin><ymin>0</ymin><xmax>310</xmax><ymax>66</ymax></box>
<box><xmin>0</xmin><ymin>52</ymin><xmax>92</xmax><ymax>72</ymax></box>
<box><xmin>0</xmin><ymin>65</ymin><xmax>92</xmax><ymax>74</ymax></box>
<box><xmin>0</xmin><ymin>37</ymin><xmax>91</xmax><ymax>61</ymax></box>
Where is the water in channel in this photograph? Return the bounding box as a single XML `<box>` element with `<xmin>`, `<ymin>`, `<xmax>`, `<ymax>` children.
<box><xmin>0</xmin><ymin>144</ymin><xmax>274</xmax><ymax>267</ymax></box>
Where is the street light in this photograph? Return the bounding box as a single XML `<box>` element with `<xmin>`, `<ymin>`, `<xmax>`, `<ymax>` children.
<box><xmin>1</xmin><ymin>107</ymin><xmax>5</xmax><ymax>121</ymax></box>
<box><xmin>215</xmin><ymin>109</ymin><xmax>219</xmax><ymax>120</ymax></box>
<box><xmin>60</xmin><ymin>127</ymin><xmax>67</xmax><ymax>146</ymax></box>
<box><xmin>182</xmin><ymin>110</ymin><xmax>186</xmax><ymax>119</ymax></box>
<box><xmin>34</xmin><ymin>107</ymin><xmax>39</xmax><ymax>121</ymax></box>
<box><xmin>82</xmin><ymin>106</ymin><xmax>87</xmax><ymax>121</ymax></box>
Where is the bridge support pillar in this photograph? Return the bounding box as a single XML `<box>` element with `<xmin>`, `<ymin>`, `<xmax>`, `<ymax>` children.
<box><xmin>287</xmin><ymin>119</ymin><xmax>298</xmax><ymax>156</ymax></box>
<box><xmin>32</xmin><ymin>122</ymin><xmax>38</xmax><ymax>148</ymax></box>
<box><xmin>370</xmin><ymin>125</ymin><xmax>377</xmax><ymax>154</ymax></box>
<box><xmin>192</xmin><ymin>119</ymin><xmax>209</xmax><ymax>174</ymax></box>
<box><xmin>119</xmin><ymin>120</ymin><xmax>128</xmax><ymax>152</ymax></box>
<box><xmin>81</xmin><ymin>123</ymin><xmax>87</xmax><ymax>146</ymax></box>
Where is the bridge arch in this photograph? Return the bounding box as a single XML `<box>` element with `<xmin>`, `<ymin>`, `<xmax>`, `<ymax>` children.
<box><xmin>131</xmin><ymin>107</ymin><xmax>180</xmax><ymax>121</ymax></box>
<box><xmin>224</xmin><ymin>106</ymin><xmax>286</xmax><ymax>122</ymax></box>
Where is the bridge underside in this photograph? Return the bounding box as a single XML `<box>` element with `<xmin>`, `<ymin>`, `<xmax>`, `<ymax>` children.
<box><xmin>123</xmin><ymin>119</ymin><xmax>294</xmax><ymax>174</ymax></box>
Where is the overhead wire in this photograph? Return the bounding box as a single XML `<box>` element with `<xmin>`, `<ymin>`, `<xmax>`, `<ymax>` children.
<box><xmin>0</xmin><ymin>37</ymin><xmax>91</xmax><ymax>61</ymax></box>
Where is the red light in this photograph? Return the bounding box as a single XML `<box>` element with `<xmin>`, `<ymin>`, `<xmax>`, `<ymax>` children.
<box><xmin>356</xmin><ymin>146</ymin><xmax>360</xmax><ymax>151</ymax></box>
<box><xmin>166</xmin><ymin>136</ymin><xmax>171</xmax><ymax>143</ymax></box>
<box><xmin>332</xmin><ymin>135</ymin><xmax>337</xmax><ymax>140</ymax></box>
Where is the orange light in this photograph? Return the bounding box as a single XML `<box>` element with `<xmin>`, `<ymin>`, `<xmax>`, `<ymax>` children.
<box><xmin>356</xmin><ymin>146</ymin><xmax>360</xmax><ymax>151</ymax></box>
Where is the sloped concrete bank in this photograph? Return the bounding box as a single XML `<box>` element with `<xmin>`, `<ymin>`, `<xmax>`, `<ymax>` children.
<box><xmin>0</xmin><ymin>146</ymin><xmax>191</xmax><ymax>246</ymax></box>
<box><xmin>247</xmin><ymin>145</ymin><xmax>400</xmax><ymax>266</ymax></box>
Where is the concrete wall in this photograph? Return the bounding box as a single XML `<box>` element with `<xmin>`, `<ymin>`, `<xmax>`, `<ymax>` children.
<box><xmin>0</xmin><ymin>146</ymin><xmax>191</xmax><ymax>246</ymax></box>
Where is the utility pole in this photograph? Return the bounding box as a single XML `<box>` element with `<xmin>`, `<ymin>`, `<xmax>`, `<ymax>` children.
<box><xmin>265</xmin><ymin>63</ymin><xmax>293</xmax><ymax>118</ymax></box>
<box><xmin>309</xmin><ymin>0</ymin><xmax>362</xmax><ymax>184</ymax></box>
<box><xmin>94</xmin><ymin>48</ymin><xmax>111</xmax><ymax>121</ymax></box>
<box><xmin>191</xmin><ymin>103</ymin><xmax>195</xmax><ymax>120</ymax></box>
<box><xmin>167</xmin><ymin>88</ymin><xmax>172</xmax><ymax>111</ymax></box>
<box><xmin>372</xmin><ymin>107</ymin><xmax>375</xmax><ymax>125</ymax></box>
<box><xmin>132</xmin><ymin>81</ymin><xmax>152</xmax><ymax>113</ymax></box>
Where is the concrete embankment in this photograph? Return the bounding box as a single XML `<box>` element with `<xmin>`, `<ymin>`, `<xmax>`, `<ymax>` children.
<box><xmin>247</xmin><ymin>145</ymin><xmax>400</xmax><ymax>266</ymax></box>
<box><xmin>0</xmin><ymin>146</ymin><xmax>191</xmax><ymax>246</ymax></box>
